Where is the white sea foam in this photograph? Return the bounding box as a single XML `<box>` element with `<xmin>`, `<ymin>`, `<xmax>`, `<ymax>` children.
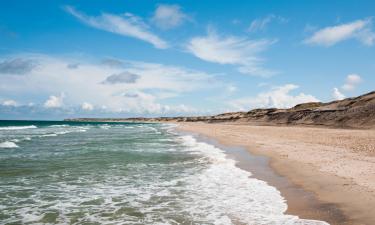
<box><xmin>37</xmin><ymin>127</ymin><xmax>88</xmax><ymax>139</ymax></box>
<box><xmin>160</xmin><ymin>123</ymin><xmax>179</xmax><ymax>135</ymax></box>
<box><xmin>0</xmin><ymin>125</ymin><xmax>37</xmax><ymax>130</ymax></box>
<box><xmin>40</xmin><ymin>133</ymin><xmax>58</xmax><ymax>137</ymax></box>
<box><xmin>55</xmin><ymin>131</ymin><xmax>71</xmax><ymax>135</ymax></box>
<box><xmin>178</xmin><ymin>135</ymin><xmax>329</xmax><ymax>225</ymax></box>
<box><xmin>0</xmin><ymin>125</ymin><xmax>330</xmax><ymax>224</ymax></box>
<box><xmin>147</xmin><ymin>127</ymin><xmax>158</xmax><ymax>132</ymax></box>
<box><xmin>0</xmin><ymin>141</ymin><xmax>19</xmax><ymax>148</ymax></box>
<box><xmin>77</xmin><ymin>129</ymin><xmax>87</xmax><ymax>132</ymax></box>
<box><xmin>49</xmin><ymin>125</ymin><xmax>69</xmax><ymax>128</ymax></box>
<box><xmin>99</xmin><ymin>125</ymin><xmax>111</xmax><ymax>129</ymax></box>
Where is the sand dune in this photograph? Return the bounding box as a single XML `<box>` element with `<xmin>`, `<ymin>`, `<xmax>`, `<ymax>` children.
<box><xmin>66</xmin><ymin>91</ymin><xmax>375</xmax><ymax>129</ymax></box>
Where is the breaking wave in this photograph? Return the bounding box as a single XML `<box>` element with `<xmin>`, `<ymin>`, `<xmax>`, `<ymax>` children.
<box><xmin>0</xmin><ymin>125</ymin><xmax>37</xmax><ymax>130</ymax></box>
<box><xmin>0</xmin><ymin>141</ymin><xmax>19</xmax><ymax>148</ymax></box>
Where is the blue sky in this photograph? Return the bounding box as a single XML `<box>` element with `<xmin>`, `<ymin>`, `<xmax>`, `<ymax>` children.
<box><xmin>0</xmin><ymin>0</ymin><xmax>374</xmax><ymax>119</ymax></box>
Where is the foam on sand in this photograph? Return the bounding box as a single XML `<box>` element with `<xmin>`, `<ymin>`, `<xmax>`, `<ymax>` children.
<box><xmin>178</xmin><ymin>135</ymin><xmax>329</xmax><ymax>224</ymax></box>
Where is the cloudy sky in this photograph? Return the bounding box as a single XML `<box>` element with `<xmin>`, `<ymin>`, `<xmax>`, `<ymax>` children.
<box><xmin>0</xmin><ymin>0</ymin><xmax>374</xmax><ymax>119</ymax></box>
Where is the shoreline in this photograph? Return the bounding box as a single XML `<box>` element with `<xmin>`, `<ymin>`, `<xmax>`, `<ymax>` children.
<box><xmin>176</xmin><ymin>122</ymin><xmax>375</xmax><ymax>225</ymax></box>
<box><xmin>185</xmin><ymin>131</ymin><xmax>347</xmax><ymax>224</ymax></box>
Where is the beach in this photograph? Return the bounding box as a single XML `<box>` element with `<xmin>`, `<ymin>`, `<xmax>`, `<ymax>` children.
<box><xmin>177</xmin><ymin>122</ymin><xmax>375</xmax><ymax>225</ymax></box>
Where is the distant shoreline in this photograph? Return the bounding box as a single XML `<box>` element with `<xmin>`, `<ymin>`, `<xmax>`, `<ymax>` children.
<box><xmin>65</xmin><ymin>90</ymin><xmax>375</xmax><ymax>130</ymax></box>
<box><xmin>177</xmin><ymin>122</ymin><xmax>375</xmax><ymax>225</ymax></box>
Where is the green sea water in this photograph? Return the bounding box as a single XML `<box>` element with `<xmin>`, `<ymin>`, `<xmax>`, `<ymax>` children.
<box><xmin>0</xmin><ymin>120</ymin><xmax>329</xmax><ymax>225</ymax></box>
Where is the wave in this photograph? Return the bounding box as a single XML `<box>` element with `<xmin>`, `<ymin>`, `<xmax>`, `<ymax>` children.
<box><xmin>39</xmin><ymin>133</ymin><xmax>58</xmax><ymax>137</ymax></box>
<box><xmin>55</xmin><ymin>131</ymin><xmax>71</xmax><ymax>135</ymax></box>
<box><xmin>0</xmin><ymin>141</ymin><xmax>19</xmax><ymax>148</ymax></box>
<box><xmin>37</xmin><ymin>127</ymin><xmax>88</xmax><ymax>138</ymax></box>
<box><xmin>76</xmin><ymin>129</ymin><xmax>88</xmax><ymax>132</ymax></box>
<box><xmin>39</xmin><ymin>129</ymin><xmax>86</xmax><ymax>138</ymax></box>
<box><xmin>49</xmin><ymin>125</ymin><xmax>70</xmax><ymax>128</ymax></box>
<box><xmin>0</xmin><ymin>124</ymin><xmax>329</xmax><ymax>224</ymax></box>
<box><xmin>0</xmin><ymin>125</ymin><xmax>37</xmax><ymax>130</ymax></box>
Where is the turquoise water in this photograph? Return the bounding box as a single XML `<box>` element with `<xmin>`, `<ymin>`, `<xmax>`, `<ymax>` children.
<box><xmin>0</xmin><ymin>121</ymin><xmax>328</xmax><ymax>225</ymax></box>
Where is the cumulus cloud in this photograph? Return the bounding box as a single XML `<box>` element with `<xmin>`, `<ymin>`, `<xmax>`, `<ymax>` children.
<box><xmin>0</xmin><ymin>54</ymin><xmax>217</xmax><ymax>115</ymax></box>
<box><xmin>67</xmin><ymin>63</ymin><xmax>80</xmax><ymax>69</ymax></box>
<box><xmin>187</xmin><ymin>30</ymin><xmax>277</xmax><ymax>77</ymax></box>
<box><xmin>330</xmin><ymin>74</ymin><xmax>362</xmax><ymax>100</ymax></box>
<box><xmin>248</xmin><ymin>14</ymin><xmax>288</xmax><ymax>32</ymax></box>
<box><xmin>102</xmin><ymin>72</ymin><xmax>140</xmax><ymax>84</ymax></box>
<box><xmin>226</xmin><ymin>84</ymin><xmax>237</xmax><ymax>93</ymax></box>
<box><xmin>101</xmin><ymin>58</ymin><xmax>124</xmax><ymax>67</ymax></box>
<box><xmin>122</xmin><ymin>92</ymin><xmax>140</xmax><ymax>98</ymax></box>
<box><xmin>304</xmin><ymin>18</ymin><xmax>375</xmax><ymax>46</ymax></box>
<box><xmin>44</xmin><ymin>94</ymin><xmax>64</xmax><ymax>108</ymax></box>
<box><xmin>152</xmin><ymin>4</ymin><xmax>189</xmax><ymax>29</ymax></box>
<box><xmin>64</xmin><ymin>6</ymin><xmax>168</xmax><ymax>49</ymax></box>
<box><xmin>332</xmin><ymin>87</ymin><xmax>345</xmax><ymax>100</ymax></box>
<box><xmin>81</xmin><ymin>102</ymin><xmax>94</xmax><ymax>111</ymax></box>
<box><xmin>2</xmin><ymin>99</ymin><xmax>18</xmax><ymax>107</ymax></box>
<box><xmin>0</xmin><ymin>58</ymin><xmax>36</xmax><ymax>75</ymax></box>
<box><xmin>230</xmin><ymin>84</ymin><xmax>319</xmax><ymax>110</ymax></box>
<box><xmin>341</xmin><ymin>74</ymin><xmax>362</xmax><ymax>91</ymax></box>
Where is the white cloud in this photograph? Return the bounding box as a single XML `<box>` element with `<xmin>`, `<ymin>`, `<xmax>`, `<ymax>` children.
<box><xmin>152</xmin><ymin>4</ymin><xmax>189</xmax><ymax>29</ymax></box>
<box><xmin>2</xmin><ymin>99</ymin><xmax>18</xmax><ymax>106</ymax></box>
<box><xmin>305</xmin><ymin>18</ymin><xmax>375</xmax><ymax>46</ymax></box>
<box><xmin>226</xmin><ymin>84</ymin><xmax>237</xmax><ymax>93</ymax></box>
<box><xmin>64</xmin><ymin>6</ymin><xmax>168</xmax><ymax>49</ymax></box>
<box><xmin>111</xmin><ymin>90</ymin><xmax>198</xmax><ymax>114</ymax></box>
<box><xmin>81</xmin><ymin>102</ymin><xmax>94</xmax><ymax>111</ymax></box>
<box><xmin>102</xmin><ymin>72</ymin><xmax>140</xmax><ymax>84</ymax></box>
<box><xmin>0</xmin><ymin>58</ymin><xmax>36</xmax><ymax>75</ymax></box>
<box><xmin>331</xmin><ymin>74</ymin><xmax>362</xmax><ymax>100</ymax></box>
<box><xmin>0</xmin><ymin>54</ymin><xmax>217</xmax><ymax>115</ymax></box>
<box><xmin>332</xmin><ymin>88</ymin><xmax>345</xmax><ymax>100</ymax></box>
<box><xmin>230</xmin><ymin>84</ymin><xmax>319</xmax><ymax>110</ymax></box>
<box><xmin>341</xmin><ymin>74</ymin><xmax>362</xmax><ymax>91</ymax></box>
<box><xmin>44</xmin><ymin>94</ymin><xmax>64</xmax><ymax>108</ymax></box>
<box><xmin>248</xmin><ymin>14</ymin><xmax>288</xmax><ymax>32</ymax></box>
<box><xmin>187</xmin><ymin>30</ymin><xmax>277</xmax><ymax>77</ymax></box>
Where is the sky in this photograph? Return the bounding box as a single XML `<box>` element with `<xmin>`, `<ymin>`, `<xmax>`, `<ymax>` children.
<box><xmin>0</xmin><ymin>0</ymin><xmax>374</xmax><ymax>120</ymax></box>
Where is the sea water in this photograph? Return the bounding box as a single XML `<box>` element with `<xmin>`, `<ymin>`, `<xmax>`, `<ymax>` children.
<box><xmin>0</xmin><ymin>120</ymin><xmax>329</xmax><ymax>225</ymax></box>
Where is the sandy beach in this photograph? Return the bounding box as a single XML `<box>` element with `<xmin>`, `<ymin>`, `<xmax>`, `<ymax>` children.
<box><xmin>177</xmin><ymin>122</ymin><xmax>375</xmax><ymax>225</ymax></box>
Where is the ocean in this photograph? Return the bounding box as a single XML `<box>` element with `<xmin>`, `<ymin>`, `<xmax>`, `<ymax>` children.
<box><xmin>0</xmin><ymin>120</ymin><xmax>328</xmax><ymax>225</ymax></box>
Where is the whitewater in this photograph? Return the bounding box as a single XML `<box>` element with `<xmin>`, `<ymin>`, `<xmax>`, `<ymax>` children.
<box><xmin>0</xmin><ymin>120</ymin><xmax>328</xmax><ymax>224</ymax></box>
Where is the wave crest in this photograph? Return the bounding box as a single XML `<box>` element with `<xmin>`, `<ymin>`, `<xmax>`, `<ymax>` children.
<box><xmin>0</xmin><ymin>141</ymin><xmax>19</xmax><ymax>148</ymax></box>
<box><xmin>0</xmin><ymin>125</ymin><xmax>37</xmax><ymax>130</ymax></box>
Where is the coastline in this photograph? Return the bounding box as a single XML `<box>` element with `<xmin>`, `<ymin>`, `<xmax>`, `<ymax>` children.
<box><xmin>176</xmin><ymin>122</ymin><xmax>375</xmax><ymax>225</ymax></box>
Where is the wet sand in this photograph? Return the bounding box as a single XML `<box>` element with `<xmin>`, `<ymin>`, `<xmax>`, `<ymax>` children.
<box><xmin>177</xmin><ymin>122</ymin><xmax>375</xmax><ymax>225</ymax></box>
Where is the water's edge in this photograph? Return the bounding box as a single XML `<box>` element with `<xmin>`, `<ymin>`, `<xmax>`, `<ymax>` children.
<box><xmin>176</xmin><ymin>128</ymin><xmax>347</xmax><ymax>225</ymax></box>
